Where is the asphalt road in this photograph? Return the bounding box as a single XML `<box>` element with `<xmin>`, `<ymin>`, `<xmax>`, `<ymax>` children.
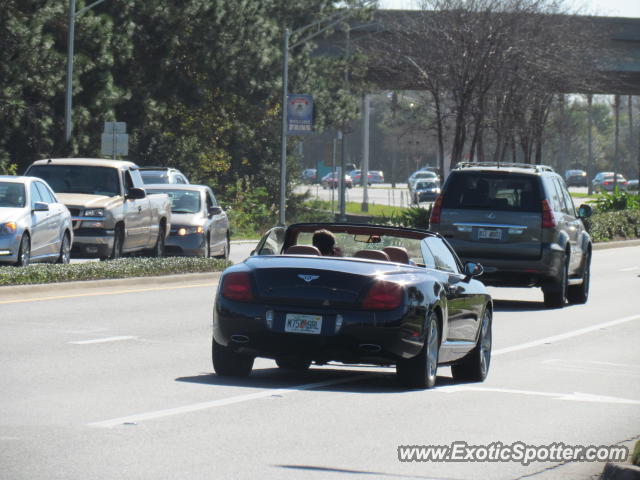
<box><xmin>1</xmin><ymin>246</ymin><xmax>639</xmax><ymax>480</ymax></box>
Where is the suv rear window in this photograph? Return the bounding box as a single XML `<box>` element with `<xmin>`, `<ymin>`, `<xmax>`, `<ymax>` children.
<box><xmin>442</xmin><ymin>172</ymin><xmax>541</xmax><ymax>212</ymax></box>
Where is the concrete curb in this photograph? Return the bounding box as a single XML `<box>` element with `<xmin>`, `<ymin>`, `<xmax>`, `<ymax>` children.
<box><xmin>0</xmin><ymin>271</ymin><xmax>222</xmax><ymax>297</ymax></box>
<box><xmin>593</xmin><ymin>239</ymin><xmax>640</xmax><ymax>250</ymax></box>
<box><xmin>601</xmin><ymin>462</ymin><xmax>640</xmax><ymax>480</ymax></box>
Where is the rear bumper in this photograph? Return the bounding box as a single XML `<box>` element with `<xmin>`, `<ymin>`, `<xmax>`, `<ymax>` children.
<box><xmin>213</xmin><ymin>300</ymin><xmax>424</xmax><ymax>364</ymax></box>
<box><xmin>458</xmin><ymin>243</ymin><xmax>565</xmax><ymax>287</ymax></box>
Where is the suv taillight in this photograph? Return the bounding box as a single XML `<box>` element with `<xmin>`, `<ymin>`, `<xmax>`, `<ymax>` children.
<box><xmin>541</xmin><ymin>199</ymin><xmax>556</xmax><ymax>229</ymax></box>
<box><xmin>429</xmin><ymin>195</ymin><xmax>443</xmax><ymax>225</ymax></box>
<box><xmin>362</xmin><ymin>281</ymin><xmax>403</xmax><ymax>310</ymax></box>
<box><xmin>222</xmin><ymin>272</ymin><xmax>254</xmax><ymax>301</ymax></box>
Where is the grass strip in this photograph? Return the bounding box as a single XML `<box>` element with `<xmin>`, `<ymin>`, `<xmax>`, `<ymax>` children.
<box><xmin>0</xmin><ymin>257</ymin><xmax>230</xmax><ymax>287</ymax></box>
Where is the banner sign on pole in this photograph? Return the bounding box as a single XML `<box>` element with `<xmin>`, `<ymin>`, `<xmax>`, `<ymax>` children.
<box><xmin>287</xmin><ymin>94</ymin><xmax>314</xmax><ymax>135</ymax></box>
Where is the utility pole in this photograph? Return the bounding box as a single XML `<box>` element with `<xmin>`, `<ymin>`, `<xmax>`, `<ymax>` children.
<box><xmin>361</xmin><ymin>93</ymin><xmax>370</xmax><ymax>213</ymax></box>
<box><xmin>614</xmin><ymin>94</ymin><xmax>620</xmax><ymax>190</ymax></box>
<box><xmin>587</xmin><ymin>94</ymin><xmax>594</xmax><ymax>195</ymax></box>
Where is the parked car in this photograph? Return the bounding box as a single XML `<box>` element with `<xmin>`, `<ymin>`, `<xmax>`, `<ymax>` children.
<box><xmin>627</xmin><ymin>179</ymin><xmax>639</xmax><ymax>192</ymax></box>
<box><xmin>0</xmin><ymin>176</ymin><xmax>73</xmax><ymax>266</ymax></box>
<box><xmin>412</xmin><ymin>180</ymin><xmax>441</xmax><ymax>204</ymax></box>
<box><xmin>320</xmin><ymin>172</ymin><xmax>353</xmax><ymax>189</ymax></box>
<box><xmin>564</xmin><ymin>169</ymin><xmax>588</xmax><ymax>187</ymax></box>
<box><xmin>429</xmin><ymin>162</ymin><xmax>592</xmax><ymax>308</ymax></box>
<box><xmin>139</xmin><ymin>167</ymin><xmax>189</xmax><ymax>185</ymax></box>
<box><xmin>301</xmin><ymin>168</ymin><xmax>317</xmax><ymax>184</ymax></box>
<box><xmin>25</xmin><ymin>159</ymin><xmax>171</xmax><ymax>260</ymax></box>
<box><xmin>145</xmin><ymin>184</ymin><xmax>229</xmax><ymax>259</ymax></box>
<box><xmin>591</xmin><ymin>172</ymin><xmax>628</xmax><ymax>192</ymax></box>
<box><xmin>212</xmin><ymin>222</ymin><xmax>492</xmax><ymax>389</ymax></box>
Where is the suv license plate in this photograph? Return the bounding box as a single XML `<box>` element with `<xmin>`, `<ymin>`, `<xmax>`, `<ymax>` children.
<box><xmin>478</xmin><ymin>228</ymin><xmax>502</xmax><ymax>240</ymax></box>
<box><xmin>285</xmin><ymin>314</ymin><xmax>322</xmax><ymax>334</ymax></box>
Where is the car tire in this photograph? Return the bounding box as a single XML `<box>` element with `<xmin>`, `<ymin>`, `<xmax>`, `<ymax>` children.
<box><xmin>451</xmin><ymin>308</ymin><xmax>492</xmax><ymax>383</ymax></box>
<box><xmin>15</xmin><ymin>234</ymin><xmax>30</xmax><ymax>267</ymax></box>
<box><xmin>204</xmin><ymin>234</ymin><xmax>211</xmax><ymax>258</ymax></box>
<box><xmin>568</xmin><ymin>249</ymin><xmax>590</xmax><ymax>304</ymax></box>
<box><xmin>215</xmin><ymin>234</ymin><xmax>230</xmax><ymax>260</ymax></box>
<box><xmin>104</xmin><ymin>225</ymin><xmax>124</xmax><ymax>261</ymax></box>
<box><xmin>275</xmin><ymin>358</ymin><xmax>312</xmax><ymax>371</ymax></box>
<box><xmin>396</xmin><ymin>312</ymin><xmax>439</xmax><ymax>389</ymax></box>
<box><xmin>150</xmin><ymin>224</ymin><xmax>165</xmax><ymax>258</ymax></box>
<box><xmin>56</xmin><ymin>232</ymin><xmax>71</xmax><ymax>264</ymax></box>
<box><xmin>543</xmin><ymin>254</ymin><xmax>568</xmax><ymax>309</ymax></box>
<box><xmin>211</xmin><ymin>337</ymin><xmax>254</xmax><ymax>377</ymax></box>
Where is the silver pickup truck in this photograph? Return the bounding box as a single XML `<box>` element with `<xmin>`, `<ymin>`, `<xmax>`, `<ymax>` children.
<box><xmin>25</xmin><ymin>158</ymin><xmax>171</xmax><ymax>260</ymax></box>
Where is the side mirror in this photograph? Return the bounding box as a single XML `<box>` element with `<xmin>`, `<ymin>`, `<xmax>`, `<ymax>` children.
<box><xmin>208</xmin><ymin>206</ymin><xmax>223</xmax><ymax>216</ymax></box>
<box><xmin>125</xmin><ymin>187</ymin><xmax>146</xmax><ymax>200</ymax></box>
<box><xmin>463</xmin><ymin>261</ymin><xmax>484</xmax><ymax>280</ymax></box>
<box><xmin>32</xmin><ymin>202</ymin><xmax>49</xmax><ymax>212</ymax></box>
<box><xmin>577</xmin><ymin>204</ymin><xmax>593</xmax><ymax>219</ymax></box>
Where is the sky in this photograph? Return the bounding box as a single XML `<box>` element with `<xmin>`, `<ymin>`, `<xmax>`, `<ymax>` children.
<box><xmin>378</xmin><ymin>0</ymin><xmax>640</xmax><ymax>18</ymax></box>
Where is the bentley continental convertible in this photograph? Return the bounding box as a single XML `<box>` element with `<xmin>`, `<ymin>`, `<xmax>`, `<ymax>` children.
<box><xmin>212</xmin><ymin>223</ymin><xmax>492</xmax><ymax>389</ymax></box>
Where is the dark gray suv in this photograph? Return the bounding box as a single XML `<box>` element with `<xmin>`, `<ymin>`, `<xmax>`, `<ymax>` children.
<box><xmin>429</xmin><ymin>163</ymin><xmax>592</xmax><ymax>308</ymax></box>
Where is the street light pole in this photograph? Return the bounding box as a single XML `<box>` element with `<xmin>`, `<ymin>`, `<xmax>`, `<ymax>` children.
<box><xmin>65</xmin><ymin>0</ymin><xmax>77</xmax><ymax>144</ymax></box>
<box><xmin>279</xmin><ymin>28</ymin><xmax>290</xmax><ymax>226</ymax></box>
<box><xmin>64</xmin><ymin>0</ymin><xmax>110</xmax><ymax>146</ymax></box>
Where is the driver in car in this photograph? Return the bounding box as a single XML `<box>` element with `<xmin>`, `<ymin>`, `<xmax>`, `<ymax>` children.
<box><xmin>312</xmin><ymin>229</ymin><xmax>343</xmax><ymax>257</ymax></box>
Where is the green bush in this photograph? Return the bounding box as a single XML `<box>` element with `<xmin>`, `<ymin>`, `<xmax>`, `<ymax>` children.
<box><xmin>583</xmin><ymin>209</ymin><xmax>640</xmax><ymax>242</ymax></box>
<box><xmin>375</xmin><ymin>205</ymin><xmax>432</xmax><ymax>229</ymax></box>
<box><xmin>0</xmin><ymin>257</ymin><xmax>230</xmax><ymax>287</ymax></box>
<box><xmin>593</xmin><ymin>189</ymin><xmax>640</xmax><ymax>213</ymax></box>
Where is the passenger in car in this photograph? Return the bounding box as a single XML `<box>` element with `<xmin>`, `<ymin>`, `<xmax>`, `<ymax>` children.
<box><xmin>312</xmin><ymin>229</ymin><xmax>343</xmax><ymax>256</ymax></box>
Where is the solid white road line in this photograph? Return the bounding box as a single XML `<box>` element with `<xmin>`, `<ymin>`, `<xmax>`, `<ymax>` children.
<box><xmin>89</xmin><ymin>374</ymin><xmax>367</xmax><ymax>428</ymax></box>
<box><xmin>69</xmin><ymin>336</ymin><xmax>137</xmax><ymax>345</ymax></box>
<box><xmin>492</xmin><ymin>314</ymin><xmax>640</xmax><ymax>356</ymax></box>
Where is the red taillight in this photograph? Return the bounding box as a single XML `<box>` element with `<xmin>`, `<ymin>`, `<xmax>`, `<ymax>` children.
<box><xmin>429</xmin><ymin>195</ymin><xmax>443</xmax><ymax>225</ymax></box>
<box><xmin>362</xmin><ymin>281</ymin><xmax>403</xmax><ymax>310</ymax></box>
<box><xmin>541</xmin><ymin>199</ymin><xmax>556</xmax><ymax>229</ymax></box>
<box><xmin>222</xmin><ymin>272</ymin><xmax>254</xmax><ymax>301</ymax></box>
<box><xmin>603</xmin><ymin>181</ymin><xmax>610</xmax><ymax>186</ymax></box>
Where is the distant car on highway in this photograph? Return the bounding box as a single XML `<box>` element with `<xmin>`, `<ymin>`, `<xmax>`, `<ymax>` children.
<box><xmin>140</xmin><ymin>167</ymin><xmax>189</xmax><ymax>185</ymax></box>
<box><xmin>429</xmin><ymin>162</ymin><xmax>592</xmax><ymax>309</ymax></box>
<box><xmin>145</xmin><ymin>184</ymin><xmax>229</xmax><ymax>259</ymax></box>
<box><xmin>0</xmin><ymin>176</ymin><xmax>73</xmax><ymax>266</ymax></box>
<box><xmin>592</xmin><ymin>172</ymin><xmax>628</xmax><ymax>192</ymax></box>
<box><xmin>212</xmin><ymin>222</ymin><xmax>492</xmax><ymax>389</ymax></box>
<box><xmin>301</xmin><ymin>168</ymin><xmax>317</xmax><ymax>184</ymax></box>
<box><xmin>351</xmin><ymin>170</ymin><xmax>385</xmax><ymax>186</ymax></box>
<box><xmin>408</xmin><ymin>170</ymin><xmax>440</xmax><ymax>195</ymax></box>
<box><xmin>412</xmin><ymin>180</ymin><xmax>440</xmax><ymax>204</ymax></box>
<box><xmin>320</xmin><ymin>172</ymin><xmax>353</xmax><ymax>189</ymax></box>
<box><xmin>564</xmin><ymin>169</ymin><xmax>588</xmax><ymax>187</ymax></box>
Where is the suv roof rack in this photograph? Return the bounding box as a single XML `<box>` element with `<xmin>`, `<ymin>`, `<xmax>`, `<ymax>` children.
<box><xmin>455</xmin><ymin>162</ymin><xmax>555</xmax><ymax>173</ymax></box>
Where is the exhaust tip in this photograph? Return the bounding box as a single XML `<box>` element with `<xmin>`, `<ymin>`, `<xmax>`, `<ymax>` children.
<box><xmin>359</xmin><ymin>343</ymin><xmax>382</xmax><ymax>353</ymax></box>
<box><xmin>231</xmin><ymin>335</ymin><xmax>250</xmax><ymax>344</ymax></box>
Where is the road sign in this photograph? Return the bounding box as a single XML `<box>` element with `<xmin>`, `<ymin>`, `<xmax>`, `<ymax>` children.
<box><xmin>101</xmin><ymin>122</ymin><xmax>128</xmax><ymax>158</ymax></box>
<box><xmin>104</xmin><ymin>122</ymin><xmax>126</xmax><ymax>134</ymax></box>
<box><xmin>287</xmin><ymin>94</ymin><xmax>314</xmax><ymax>135</ymax></box>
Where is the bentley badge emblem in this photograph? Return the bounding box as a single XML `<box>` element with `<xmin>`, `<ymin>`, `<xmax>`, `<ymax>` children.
<box><xmin>298</xmin><ymin>274</ymin><xmax>319</xmax><ymax>283</ymax></box>
<box><xmin>487</xmin><ymin>212</ymin><xmax>496</xmax><ymax>219</ymax></box>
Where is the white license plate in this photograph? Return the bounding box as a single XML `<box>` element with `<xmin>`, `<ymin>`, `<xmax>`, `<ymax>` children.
<box><xmin>285</xmin><ymin>314</ymin><xmax>322</xmax><ymax>335</ymax></box>
<box><xmin>478</xmin><ymin>228</ymin><xmax>502</xmax><ymax>240</ymax></box>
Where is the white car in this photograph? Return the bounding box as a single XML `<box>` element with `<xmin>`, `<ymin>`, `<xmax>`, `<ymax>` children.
<box><xmin>408</xmin><ymin>170</ymin><xmax>440</xmax><ymax>194</ymax></box>
<box><xmin>0</xmin><ymin>176</ymin><xmax>73</xmax><ymax>266</ymax></box>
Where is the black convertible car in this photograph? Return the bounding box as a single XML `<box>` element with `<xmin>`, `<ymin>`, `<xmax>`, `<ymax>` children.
<box><xmin>212</xmin><ymin>223</ymin><xmax>492</xmax><ymax>389</ymax></box>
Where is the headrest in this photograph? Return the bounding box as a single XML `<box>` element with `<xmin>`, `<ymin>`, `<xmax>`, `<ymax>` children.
<box><xmin>353</xmin><ymin>249</ymin><xmax>390</xmax><ymax>262</ymax></box>
<box><xmin>285</xmin><ymin>245</ymin><xmax>321</xmax><ymax>255</ymax></box>
<box><xmin>383</xmin><ymin>246</ymin><xmax>410</xmax><ymax>264</ymax></box>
